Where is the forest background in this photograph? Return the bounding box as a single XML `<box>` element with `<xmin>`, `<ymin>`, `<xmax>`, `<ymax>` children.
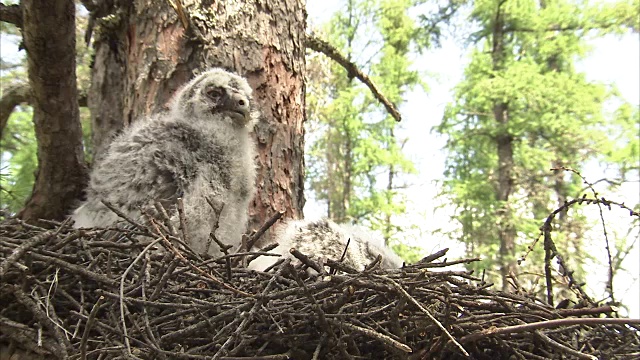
<box><xmin>1</xmin><ymin>0</ymin><xmax>639</xmax><ymax>317</ymax></box>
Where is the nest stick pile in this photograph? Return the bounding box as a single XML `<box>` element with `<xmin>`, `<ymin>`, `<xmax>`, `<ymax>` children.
<box><xmin>0</xmin><ymin>218</ymin><xmax>638</xmax><ymax>360</ymax></box>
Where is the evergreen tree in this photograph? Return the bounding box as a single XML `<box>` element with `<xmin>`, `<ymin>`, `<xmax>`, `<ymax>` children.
<box><xmin>306</xmin><ymin>0</ymin><xmax>422</xmax><ymax>246</ymax></box>
<box><xmin>436</xmin><ymin>0</ymin><xmax>638</xmax><ymax>293</ymax></box>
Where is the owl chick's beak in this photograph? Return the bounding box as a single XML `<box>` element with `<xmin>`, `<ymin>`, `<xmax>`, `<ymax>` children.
<box><xmin>221</xmin><ymin>91</ymin><xmax>251</xmax><ymax>125</ymax></box>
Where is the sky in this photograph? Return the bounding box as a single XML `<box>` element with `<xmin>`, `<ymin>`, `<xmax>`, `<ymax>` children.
<box><xmin>305</xmin><ymin>0</ymin><xmax>640</xmax><ymax>317</ymax></box>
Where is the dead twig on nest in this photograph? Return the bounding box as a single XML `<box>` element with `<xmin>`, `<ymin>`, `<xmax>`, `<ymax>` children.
<box><xmin>1</xmin><ymin>217</ymin><xmax>638</xmax><ymax>359</ymax></box>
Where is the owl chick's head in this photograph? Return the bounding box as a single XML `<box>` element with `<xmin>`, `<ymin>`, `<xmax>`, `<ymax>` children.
<box><xmin>172</xmin><ymin>68</ymin><xmax>257</xmax><ymax>127</ymax></box>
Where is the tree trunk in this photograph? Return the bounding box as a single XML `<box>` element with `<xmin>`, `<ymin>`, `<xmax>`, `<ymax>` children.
<box><xmin>491</xmin><ymin>4</ymin><xmax>516</xmax><ymax>291</ymax></box>
<box><xmin>18</xmin><ymin>0</ymin><xmax>89</xmax><ymax>224</ymax></box>
<box><xmin>342</xmin><ymin>126</ymin><xmax>352</xmax><ymax>223</ymax></box>
<box><xmin>88</xmin><ymin>0</ymin><xmax>306</xmax><ymax>238</ymax></box>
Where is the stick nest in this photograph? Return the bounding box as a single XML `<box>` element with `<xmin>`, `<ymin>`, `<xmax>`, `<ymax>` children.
<box><xmin>1</xmin><ymin>218</ymin><xmax>638</xmax><ymax>360</ymax></box>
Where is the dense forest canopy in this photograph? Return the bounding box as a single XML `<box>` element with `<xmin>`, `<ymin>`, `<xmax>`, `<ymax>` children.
<box><xmin>1</xmin><ymin>0</ymin><xmax>639</xmax><ymax>317</ymax></box>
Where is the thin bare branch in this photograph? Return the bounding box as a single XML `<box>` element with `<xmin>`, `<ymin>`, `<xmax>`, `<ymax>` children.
<box><xmin>461</xmin><ymin>318</ymin><xmax>640</xmax><ymax>344</ymax></box>
<box><xmin>306</xmin><ymin>34</ymin><xmax>402</xmax><ymax>122</ymax></box>
<box><xmin>0</xmin><ymin>2</ymin><xmax>22</xmax><ymax>27</ymax></box>
<box><xmin>0</xmin><ymin>83</ymin><xmax>30</xmax><ymax>140</ymax></box>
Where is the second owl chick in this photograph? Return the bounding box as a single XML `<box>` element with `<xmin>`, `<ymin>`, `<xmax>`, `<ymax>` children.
<box><xmin>71</xmin><ymin>68</ymin><xmax>258</xmax><ymax>256</ymax></box>
<box><xmin>248</xmin><ymin>218</ymin><xmax>404</xmax><ymax>272</ymax></box>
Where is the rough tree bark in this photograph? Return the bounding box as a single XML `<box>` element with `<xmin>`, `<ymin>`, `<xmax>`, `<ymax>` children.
<box><xmin>87</xmin><ymin>0</ymin><xmax>306</xmax><ymax>238</ymax></box>
<box><xmin>17</xmin><ymin>0</ymin><xmax>89</xmax><ymax>223</ymax></box>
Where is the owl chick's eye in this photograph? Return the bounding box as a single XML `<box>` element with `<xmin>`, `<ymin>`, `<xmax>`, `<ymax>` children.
<box><xmin>205</xmin><ymin>86</ymin><xmax>224</xmax><ymax>100</ymax></box>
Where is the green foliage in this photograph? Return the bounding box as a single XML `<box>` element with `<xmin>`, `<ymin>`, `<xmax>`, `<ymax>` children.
<box><xmin>306</xmin><ymin>0</ymin><xmax>426</xmax><ymax>247</ymax></box>
<box><xmin>1</xmin><ymin>17</ymin><xmax>30</xmax><ymax>218</ymax></box>
<box><xmin>436</xmin><ymin>0</ymin><xmax>638</xmax><ymax>291</ymax></box>
<box><xmin>603</xmin><ymin>103</ymin><xmax>640</xmax><ymax>179</ymax></box>
<box><xmin>1</xmin><ymin>109</ymin><xmax>37</xmax><ymax>216</ymax></box>
<box><xmin>391</xmin><ymin>242</ymin><xmax>424</xmax><ymax>264</ymax></box>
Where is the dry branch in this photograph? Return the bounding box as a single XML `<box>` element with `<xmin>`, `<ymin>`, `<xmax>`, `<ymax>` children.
<box><xmin>306</xmin><ymin>34</ymin><xmax>402</xmax><ymax>122</ymax></box>
<box><xmin>0</xmin><ymin>3</ymin><xmax>21</xmax><ymax>28</ymax></box>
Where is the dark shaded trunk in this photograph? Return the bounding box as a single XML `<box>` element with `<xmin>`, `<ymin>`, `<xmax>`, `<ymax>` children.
<box><xmin>18</xmin><ymin>0</ymin><xmax>89</xmax><ymax>224</ymax></box>
<box><xmin>87</xmin><ymin>0</ymin><xmax>306</xmax><ymax>241</ymax></box>
<box><xmin>495</xmin><ymin>107</ymin><xmax>516</xmax><ymax>291</ymax></box>
<box><xmin>491</xmin><ymin>4</ymin><xmax>516</xmax><ymax>291</ymax></box>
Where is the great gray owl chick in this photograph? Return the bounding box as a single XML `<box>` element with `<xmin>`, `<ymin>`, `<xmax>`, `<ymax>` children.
<box><xmin>248</xmin><ymin>218</ymin><xmax>403</xmax><ymax>272</ymax></box>
<box><xmin>72</xmin><ymin>68</ymin><xmax>258</xmax><ymax>256</ymax></box>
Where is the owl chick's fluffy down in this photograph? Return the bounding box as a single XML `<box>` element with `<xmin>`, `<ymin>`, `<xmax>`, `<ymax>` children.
<box><xmin>71</xmin><ymin>68</ymin><xmax>258</xmax><ymax>256</ymax></box>
<box><xmin>248</xmin><ymin>218</ymin><xmax>404</xmax><ymax>272</ymax></box>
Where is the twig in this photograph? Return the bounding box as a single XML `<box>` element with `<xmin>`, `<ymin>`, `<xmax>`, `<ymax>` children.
<box><xmin>417</xmin><ymin>248</ymin><xmax>449</xmax><ymax>264</ymax></box>
<box><xmin>176</xmin><ymin>198</ymin><xmax>190</xmax><ymax>245</ymax></box>
<box><xmin>556</xmin><ymin>305</ymin><xmax>614</xmax><ymax>317</ymax></box>
<box><xmin>22</xmin><ymin>252</ymin><xmax>118</xmax><ymax>287</ymax></box>
<box><xmin>0</xmin><ymin>228</ymin><xmax>58</xmax><ymax>277</ymax></box>
<box><xmin>100</xmin><ymin>200</ymin><xmax>148</xmax><ymax>231</ymax></box>
<box><xmin>460</xmin><ymin>317</ymin><xmax>640</xmax><ymax>344</ymax></box>
<box><xmin>290</xmin><ymin>248</ymin><xmax>325</xmax><ymax>274</ymax></box>
<box><xmin>153</xmin><ymin>201</ymin><xmax>177</xmax><ymax>235</ymax></box>
<box><xmin>374</xmin><ymin>274</ymin><xmax>470</xmax><ymax>357</ymax></box>
<box><xmin>204</xmin><ymin>196</ymin><xmax>225</xmax><ymax>255</ymax></box>
<box><xmin>119</xmin><ymin>238</ymin><xmax>163</xmax><ymax>356</ymax></box>
<box><xmin>219</xmin><ymin>354</ymin><xmax>292</xmax><ymax>360</ymax></box>
<box><xmin>534</xmin><ymin>330</ymin><xmax>597</xmax><ymax>360</ymax></box>
<box><xmin>159</xmin><ymin>303</ymin><xmax>253</xmax><ymax>345</ymax></box>
<box><xmin>149</xmin><ymin>257</ymin><xmax>180</xmax><ymax>302</ymax></box>
<box><xmin>333</xmin><ymin>237</ymin><xmax>351</xmax><ymax>275</ymax></box>
<box><xmin>289</xmin><ymin>263</ymin><xmax>353</xmax><ymax>359</ymax></box>
<box><xmin>306</xmin><ymin>34</ymin><xmax>402</xmax><ymax>122</ymax></box>
<box><xmin>166</xmin><ymin>0</ymin><xmax>189</xmax><ymax>30</ymax></box>
<box><xmin>552</xmin><ymin>167</ymin><xmax>615</xmax><ymax>303</ymax></box>
<box><xmin>538</xmin><ymin>195</ymin><xmax>638</xmax><ymax>305</ymax></box>
<box><xmin>246</xmin><ymin>211</ymin><xmax>284</xmax><ymax>251</ymax></box>
<box><xmin>2</xmin><ymin>219</ymin><xmax>639</xmax><ymax>359</ymax></box>
<box><xmin>363</xmin><ymin>254</ymin><xmax>382</xmax><ymax>271</ymax></box>
<box><xmin>212</xmin><ymin>260</ymin><xmax>291</xmax><ymax>360</ymax></box>
<box><xmin>326</xmin><ymin>319</ymin><xmax>412</xmax><ymax>353</ymax></box>
<box><xmin>80</xmin><ymin>296</ymin><xmax>104</xmax><ymax>360</ymax></box>
<box><xmin>147</xmin><ymin>219</ymin><xmax>252</xmax><ymax>297</ymax></box>
<box><xmin>312</xmin><ymin>333</ymin><xmax>328</xmax><ymax>360</ymax></box>
<box><xmin>11</xmin><ymin>286</ymin><xmax>70</xmax><ymax>359</ymax></box>
<box><xmin>0</xmin><ymin>3</ymin><xmax>22</xmax><ymax>28</ymax></box>
<box><xmin>209</xmin><ymin>234</ymin><xmax>233</xmax><ymax>255</ymax></box>
<box><xmin>417</xmin><ymin>257</ymin><xmax>481</xmax><ymax>268</ymax></box>
<box><xmin>0</xmin><ymin>316</ymin><xmax>58</xmax><ymax>355</ymax></box>
<box><xmin>246</xmin><ymin>243</ymin><xmax>280</xmax><ymax>265</ymax></box>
